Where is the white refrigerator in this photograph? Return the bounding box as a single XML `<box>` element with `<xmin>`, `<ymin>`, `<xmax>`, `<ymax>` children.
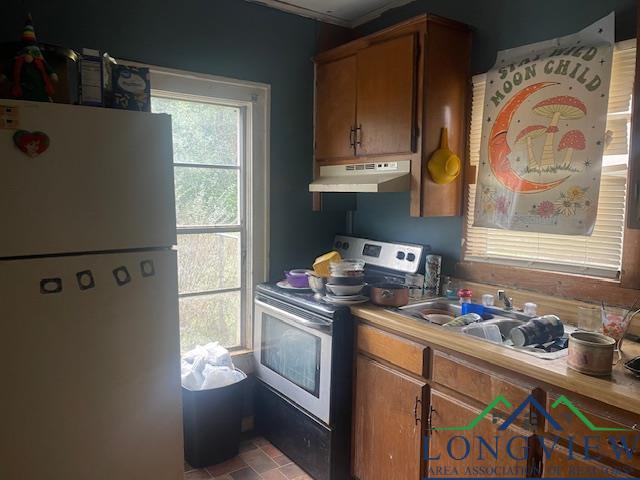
<box><xmin>0</xmin><ymin>100</ymin><xmax>183</xmax><ymax>479</ymax></box>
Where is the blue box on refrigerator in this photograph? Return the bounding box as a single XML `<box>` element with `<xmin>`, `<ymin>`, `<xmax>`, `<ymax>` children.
<box><xmin>111</xmin><ymin>65</ymin><xmax>150</xmax><ymax>112</ymax></box>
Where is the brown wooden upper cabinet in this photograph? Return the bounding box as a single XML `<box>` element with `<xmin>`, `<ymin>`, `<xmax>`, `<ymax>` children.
<box><xmin>356</xmin><ymin>35</ymin><xmax>417</xmax><ymax>157</ymax></box>
<box><xmin>315</xmin><ymin>35</ymin><xmax>417</xmax><ymax>161</ymax></box>
<box><xmin>315</xmin><ymin>55</ymin><xmax>357</xmax><ymax>160</ymax></box>
<box><xmin>313</xmin><ymin>15</ymin><xmax>471</xmax><ymax>217</ymax></box>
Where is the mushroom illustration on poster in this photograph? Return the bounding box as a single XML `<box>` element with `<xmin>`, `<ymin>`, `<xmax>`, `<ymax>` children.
<box><xmin>474</xmin><ymin>14</ymin><xmax>614</xmax><ymax>235</ymax></box>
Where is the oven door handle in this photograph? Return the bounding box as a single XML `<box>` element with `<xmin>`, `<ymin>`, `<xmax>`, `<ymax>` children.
<box><xmin>255</xmin><ymin>298</ymin><xmax>332</xmax><ymax>333</ymax></box>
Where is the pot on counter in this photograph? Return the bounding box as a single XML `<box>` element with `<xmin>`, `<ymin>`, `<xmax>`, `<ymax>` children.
<box><xmin>369</xmin><ymin>283</ymin><xmax>409</xmax><ymax>307</ymax></box>
<box><xmin>567</xmin><ymin>331</ymin><xmax>616</xmax><ymax>376</ymax></box>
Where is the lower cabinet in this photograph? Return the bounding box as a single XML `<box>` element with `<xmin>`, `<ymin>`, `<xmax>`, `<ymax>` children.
<box><xmin>351</xmin><ymin>322</ymin><xmax>640</xmax><ymax>480</ymax></box>
<box><xmin>352</xmin><ymin>354</ymin><xmax>426</xmax><ymax>480</ymax></box>
<box><xmin>427</xmin><ymin>388</ymin><xmax>532</xmax><ymax>478</ymax></box>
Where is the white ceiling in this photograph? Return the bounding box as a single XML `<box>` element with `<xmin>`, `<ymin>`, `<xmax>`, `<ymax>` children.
<box><xmin>246</xmin><ymin>0</ymin><xmax>415</xmax><ymax>27</ymax></box>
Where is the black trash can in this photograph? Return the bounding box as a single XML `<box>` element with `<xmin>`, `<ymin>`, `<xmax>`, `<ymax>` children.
<box><xmin>182</xmin><ymin>370</ymin><xmax>246</xmax><ymax>468</ymax></box>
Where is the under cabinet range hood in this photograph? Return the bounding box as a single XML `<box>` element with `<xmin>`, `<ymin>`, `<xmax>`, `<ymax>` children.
<box><xmin>309</xmin><ymin>160</ymin><xmax>411</xmax><ymax>193</ymax></box>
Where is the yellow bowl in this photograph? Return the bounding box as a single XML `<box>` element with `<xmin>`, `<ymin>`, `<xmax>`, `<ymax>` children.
<box><xmin>428</xmin><ymin>151</ymin><xmax>461</xmax><ymax>184</ymax></box>
<box><xmin>427</xmin><ymin>127</ymin><xmax>461</xmax><ymax>185</ymax></box>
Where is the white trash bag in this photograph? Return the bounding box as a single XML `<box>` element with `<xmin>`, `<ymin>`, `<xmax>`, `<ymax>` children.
<box><xmin>181</xmin><ymin>342</ymin><xmax>246</xmax><ymax>391</ymax></box>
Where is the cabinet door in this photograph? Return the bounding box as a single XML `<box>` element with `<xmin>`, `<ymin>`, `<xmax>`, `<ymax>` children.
<box><xmin>428</xmin><ymin>389</ymin><xmax>531</xmax><ymax>478</ymax></box>
<box><xmin>356</xmin><ymin>34</ymin><xmax>417</xmax><ymax>156</ymax></box>
<box><xmin>315</xmin><ymin>55</ymin><xmax>357</xmax><ymax>161</ymax></box>
<box><xmin>353</xmin><ymin>354</ymin><xmax>426</xmax><ymax>480</ymax></box>
<box><xmin>542</xmin><ymin>444</ymin><xmax>632</xmax><ymax>478</ymax></box>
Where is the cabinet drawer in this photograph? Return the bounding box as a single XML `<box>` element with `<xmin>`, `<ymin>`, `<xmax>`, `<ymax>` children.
<box><xmin>542</xmin><ymin>442</ymin><xmax>634</xmax><ymax>478</ymax></box>
<box><xmin>432</xmin><ymin>351</ymin><xmax>534</xmax><ymax>419</ymax></box>
<box><xmin>357</xmin><ymin>324</ymin><xmax>428</xmax><ymax>377</ymax></box>
<box><xmin>429</xmin><ymin>388</ymin><xmax>532</xmax><ymax>477</ymax></box>
<box><xmin>545</xmin><ymin>394</ymin><xmax>640</xmax><ymax>470</ymax></box>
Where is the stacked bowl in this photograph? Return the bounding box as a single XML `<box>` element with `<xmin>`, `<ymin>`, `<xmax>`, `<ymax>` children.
<box><xmin>324</xmin><ymin>260</ymin><xmax>367</xmax><ymax>304</ymax></box>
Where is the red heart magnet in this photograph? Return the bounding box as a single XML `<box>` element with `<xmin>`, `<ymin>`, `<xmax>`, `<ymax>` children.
<box><xmin>13</xmin><ymin>130</ymin><xmax>50</xmax><ymax>158</ymax></box>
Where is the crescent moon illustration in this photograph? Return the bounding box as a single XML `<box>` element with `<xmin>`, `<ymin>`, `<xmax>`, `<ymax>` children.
<box><xmin>489</xmin><ymin>81</ymin><xmax>569</xmax><ymax>193</ymax></box>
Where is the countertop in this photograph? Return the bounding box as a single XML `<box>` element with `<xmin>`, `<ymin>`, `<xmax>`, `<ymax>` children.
<box><xmin>351</xmin><ymin>304</ymin><xmax>640</xmax><ymax>415</ymax></box>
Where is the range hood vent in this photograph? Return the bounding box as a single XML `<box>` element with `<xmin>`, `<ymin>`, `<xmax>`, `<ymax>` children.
<box><xmin>309</xmin><ymin>160</ymin><xmax>411</xmax><ymax>193</ymax></box>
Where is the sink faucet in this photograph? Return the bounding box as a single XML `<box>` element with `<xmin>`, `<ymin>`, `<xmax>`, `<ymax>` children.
<box><xmin>497</xmin><ymin>290</ymin><xmax>513</xmax><ymax>310</ymax></box>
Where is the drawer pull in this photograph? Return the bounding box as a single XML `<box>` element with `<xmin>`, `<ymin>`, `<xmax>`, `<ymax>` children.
<box><xmin>613</xmin><ymin>439</ymin><xmax>636</xmax><ymax>456</ymax></box>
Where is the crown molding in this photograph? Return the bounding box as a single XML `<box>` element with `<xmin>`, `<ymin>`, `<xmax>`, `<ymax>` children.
<box><xmin>351</xmin><ymin>0</ymin><xmax>415</xmax><ymax>27</ymax></box>
<box><xmin>245</xmin><ymin>0</ymin><xmax>415</xmax><ymax>28</ymax></box>
<box><xmin>245</xmin><ymin>0</ymin><xmax>350</xmax><ymax>27</ymax></box>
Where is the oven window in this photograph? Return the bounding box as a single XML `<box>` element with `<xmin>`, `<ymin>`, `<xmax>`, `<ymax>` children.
<box><xmin>261</xmin><ymin>314</ymin><xmax>321</xmax><ymax>398</ymax></box>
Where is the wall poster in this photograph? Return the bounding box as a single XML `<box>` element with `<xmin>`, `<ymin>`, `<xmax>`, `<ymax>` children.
<box><xmin>474</xmin><ymin>14</ymin><xmax>614</xmax><ymax>235</ymax></box>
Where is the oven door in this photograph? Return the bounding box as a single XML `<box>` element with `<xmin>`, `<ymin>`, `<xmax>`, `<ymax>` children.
<box><xmin>253</xmin><ymin>297</ymin><xmax>332</xmax><ymax>424</ymax></box>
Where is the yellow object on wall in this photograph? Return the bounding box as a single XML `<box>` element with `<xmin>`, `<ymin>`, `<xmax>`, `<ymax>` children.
<box><xmin>427</xmin><ymin>127</ymin><xmax>461</xmax><ymax>184</ymax></box>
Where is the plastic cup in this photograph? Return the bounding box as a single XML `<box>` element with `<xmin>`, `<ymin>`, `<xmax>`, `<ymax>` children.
<box><xmin>577</xmin><ymin>305</ymin><xmax>602</xmax><ymax>332</ymax></box>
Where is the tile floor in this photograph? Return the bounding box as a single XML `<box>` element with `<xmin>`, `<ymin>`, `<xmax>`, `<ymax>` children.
<box><xmin>184</xmin><ymin>436</ymin><xmax>313</xmax><ymax>480</ymax></box>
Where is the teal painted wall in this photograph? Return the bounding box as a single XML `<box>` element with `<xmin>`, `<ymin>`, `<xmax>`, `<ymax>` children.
<box><xmin>353</xmin><ymin>0</ymin><xmax>636</xmax><ymax>274</ymax></box>
<box><xmin>1</xmin><ymin>1</ymin><xmax>636</xmax><ymax>277</ymax></box>
<box><xmin>0</xmin><ymin>0</ymin><xmax>346</xmax><ymax>279</ymax></box>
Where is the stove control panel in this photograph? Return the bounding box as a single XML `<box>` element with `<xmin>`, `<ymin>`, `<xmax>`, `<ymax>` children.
<box><xmin>333</xmin><ymin>235</ymin><xmax>425</xmax><ymax>274</ymax></box>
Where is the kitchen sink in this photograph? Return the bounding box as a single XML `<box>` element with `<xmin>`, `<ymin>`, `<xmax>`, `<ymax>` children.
<box><xmin>393</xmin><ymin>298</ymin><xmax>571</xmax><ymax>359</ymax></box>
<box><xmin>397</xmin><ymin>298</ymin><xmax>532</xmax><ymax>323</ymax></box>
<box><xmin>481</xmin><ymin>318</ymin><xmax>526</xmax><ymax>338</ymax></box>
<box><xmin>398</xmin><ymin>299</ymin><xmax>463</xmax><ymax>318</ymax></box>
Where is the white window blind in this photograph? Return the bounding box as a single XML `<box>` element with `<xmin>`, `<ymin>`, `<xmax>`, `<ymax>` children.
<box><xmin>464</xmin><ymin>40</ymin><xmax>636</xmax><ymax>279</ymax></box>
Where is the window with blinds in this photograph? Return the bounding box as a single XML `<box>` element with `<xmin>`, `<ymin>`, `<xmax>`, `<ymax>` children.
<box><xmin>464</xmin><ymin>40</ymin><xmax>636</xmax><ymax>279</ymax></box>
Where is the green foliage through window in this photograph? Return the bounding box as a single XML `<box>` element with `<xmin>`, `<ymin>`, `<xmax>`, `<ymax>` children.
<box><xmin>152</xmin><ymin>95</ymin><xmax>243</xmax><ymax>351</ymax></box>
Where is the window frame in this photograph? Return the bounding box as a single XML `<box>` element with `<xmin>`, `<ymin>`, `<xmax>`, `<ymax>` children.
<box><xmin>456</xmin><ymin>39</ymin><xmax>640</xmax><ymax>307</ymax></box>
<box><xmin>134</xmin><ymin>62</ymin><xmax>270</xmax><ymax>350</ymax></box>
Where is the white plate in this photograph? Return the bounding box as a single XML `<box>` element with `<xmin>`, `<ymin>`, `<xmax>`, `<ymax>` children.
<box><xmin>276</xmin><ymin>280</ymin><xmax>311</xmax><ymax>291</ymax></box>
<box><xmin>324</xmin><ymin>295</ymin><xmax>369</xmax><ymax>305</ymax></box>
<box><xmin>325</xmin><ymin>284</ymin><xmax>366</xmax><ymax>296</ymax></box>
<box><xmin>326</xmin><ymin>294</ymin><xmax>365</xmax><ymax>300</ymax></box>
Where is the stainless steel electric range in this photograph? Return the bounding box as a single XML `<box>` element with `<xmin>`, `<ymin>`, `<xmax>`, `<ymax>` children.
<box><xmin>253</xmin><ymin>235</ymin><xmax>425</xmax><ymax>480</ymax></box>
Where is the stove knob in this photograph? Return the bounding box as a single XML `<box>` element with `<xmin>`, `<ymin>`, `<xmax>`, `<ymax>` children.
<box><xmin>396</xmin><ymin>251</ymin><xmax>405</xmax><ymax>260</ymax></box>
<box><xmin>335</xmin><ymin>241</ymin><xmax>343</xmax><ymax>249</ymax></box>
<box><xmin>343</xmin><ymin>242</ymin><xmax>350</xmax><ymax>250</ymax></box>
<box><xmin>407</xmin><ymin>253</ymin><xmax>416</xmax><ymax>262</ymax></box>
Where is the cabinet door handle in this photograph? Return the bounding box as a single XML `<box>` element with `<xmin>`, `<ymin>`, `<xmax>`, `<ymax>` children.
<box><xmin>349</xmin><ymin>126</ymin><xmax>356</xmax><ymax>148</ymax></box>
<box><xmin>355</xmin><ymin>125</ymin><xmax>362</xmax><ymax>147</ymax></box>
<box><xmin>427</xmin><ymin>406</ymin><xmax>436</xmax><ymax>431</ymax></box>
<box><xmin>414</xmin><ymin>396</ymin><xmax>422</xmax><ymax>425</ymax></box>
